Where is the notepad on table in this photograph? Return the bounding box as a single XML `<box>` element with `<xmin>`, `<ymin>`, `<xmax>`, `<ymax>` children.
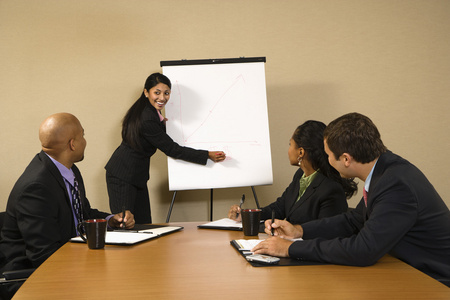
<box><xmin>70</xmin><ymin>226</ymin><xmax>183</xmax><ymax>245</ymax></box>
<box><xmin>198</xmin><ymin>218</ymin><xmax>242</xmax><ymax>230</ymax></box>
<box><xmin>232</xmin><ymin>239</ymin><xmax>264</xmax><ymax>251</ymax></box>
<box><xmin>231</xmin><ymin>237</ymin><xmax>316</xmax><ymax>267</ymax></box>
<box><xmin>231</xmin><ymin>237</ymin><xmax>303</xmax><ymax>252</ymax></box>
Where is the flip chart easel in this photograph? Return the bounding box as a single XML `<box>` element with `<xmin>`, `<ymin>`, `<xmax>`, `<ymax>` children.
<box><xmin>165</xmin><ymin>187</ymin><xmax>261</xmax><ymax>222</ymax></box>
<box><xmin>161</xmin><ymin>57</ymin><xmax>272</xmax><ymax>222</ymax></box>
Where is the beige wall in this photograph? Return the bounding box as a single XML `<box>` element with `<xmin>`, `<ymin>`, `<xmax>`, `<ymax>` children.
<box><xmin>1</xmin><ymin>0</ymin><xmax>449</xmax><ymax>223</ymax></box>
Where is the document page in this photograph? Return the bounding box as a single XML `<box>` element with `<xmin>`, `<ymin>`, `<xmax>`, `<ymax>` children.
<box><xmin>233</xmin><ymin>237</ymin><xmax>303</xmax><ymax>251</ymax></box>
<box><xmin>70</xmin><ymin>232</ymin><xmax>157</xmax><ymax>245</ymax></box>
<box><xmin>138</xmin><ymin>226</ymin><xmax>183</xmax><ymax>235</ymax></box>
<box><xmin>234</xmin><ymin>239</ymin><xmax>264</xmax><ymax>251</ymax></box>
<box><xmin>104</xmin><ymin>232</ymin><xmax>157</xmax><ymax>244</ymax></box>
<box><xmin>71</xmin><ymin>226</ymin><xmax>184</xmax><ymax>245</ymax></box>
<box><xmin>199</xmin><ymin>218</ymin><xmax>242</xmax><ymax>229</ymax></box>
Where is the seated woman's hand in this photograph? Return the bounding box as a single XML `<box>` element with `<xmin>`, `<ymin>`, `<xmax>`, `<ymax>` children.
<box><xmin>228</xmin><ymin>204</ymin><xmax>242</xmax><ymax>221</ymax></box>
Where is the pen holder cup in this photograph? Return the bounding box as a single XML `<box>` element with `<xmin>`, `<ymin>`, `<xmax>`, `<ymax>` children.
<box><xmin>77</xmin><ymin>219</ymin><xmax>107</xmax><ymax>249</ymax></box>
<box><xmin>241</xmin><ymin>209</ymin><xmax>261</xmax><ymax>236</ymax></box>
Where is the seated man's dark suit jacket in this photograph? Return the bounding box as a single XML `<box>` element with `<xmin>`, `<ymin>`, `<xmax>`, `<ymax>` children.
<box><xmin>0</xmin><ymin>151</ymin><xmax>109</xmax><ymax>273</ymax></box>
<box><xmin>289</xmin><ymin>151</ymin><xmax>450</xmax><ymax>284</ymax></box>
<box><xmin>260</xmin><ymin>169</ymin><xmax>348</xmax><ymax>225</ymax></box>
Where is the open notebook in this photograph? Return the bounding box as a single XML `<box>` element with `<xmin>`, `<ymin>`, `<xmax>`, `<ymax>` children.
<box><xmin>70</xmin><ymin>225</ymin><xmax>183</xmax><ymax>245</ymax></box>
<box><xmin>230</xmin><ymin>237</ymin><xmax>325</xmax><ymax>267</ymax></box>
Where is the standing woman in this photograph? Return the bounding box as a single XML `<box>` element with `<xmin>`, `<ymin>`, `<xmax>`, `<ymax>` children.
<box><xmin>106</xmin><ymin>73</ymin><xmax>226</xmax><ymax>224</ymax></box>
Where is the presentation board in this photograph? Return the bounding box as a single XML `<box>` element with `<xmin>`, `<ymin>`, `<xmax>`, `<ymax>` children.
<box><xmin>161</xmin><ymin>57</ymin><xmax>273</xmax><ymax>191</ymax></box>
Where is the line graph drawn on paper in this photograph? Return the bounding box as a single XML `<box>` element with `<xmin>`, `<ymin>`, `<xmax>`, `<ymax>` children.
<box><xmin>162</xmin><ymin>61</ymin><xmax>273</xmax><ymax>190</ymax></box>
<box><xmin>166</xmin><ymin>74</ymin><xmax>262</xmax><ymax>148</ymax></box>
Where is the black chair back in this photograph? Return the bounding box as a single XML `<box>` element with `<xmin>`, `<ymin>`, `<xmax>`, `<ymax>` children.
<box><xmin>0</xmin><ymin>212</ymin><xmax>5</xmax><ymax>241</ymax></box>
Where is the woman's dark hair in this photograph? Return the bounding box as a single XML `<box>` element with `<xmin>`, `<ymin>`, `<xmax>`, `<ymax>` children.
<box><xmin>122</xmin><ymin>73</ymin><xmax>172</xmax><ymax>151</ymax></box>
<box><xmin>292</xmin><ymin>120</ymin><xmax>358</xmax><ymax>199</ymax></box>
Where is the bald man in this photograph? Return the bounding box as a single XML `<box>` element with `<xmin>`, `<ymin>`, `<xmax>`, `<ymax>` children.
<box><xmin>0</xmin><ymin>113</ymin><xmax>134</xmax><ymax>298</ymax></box>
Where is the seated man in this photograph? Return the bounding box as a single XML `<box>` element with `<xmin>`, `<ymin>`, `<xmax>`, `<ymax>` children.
<box><xmin>0</xmin><ymin>113</ymin><xmax>135</xmax><ymax>298</ymax></box>
<box><xmin>253</xmin><ymin>112</ymin><xmax>450</xmax><ymax>286</ymax></box>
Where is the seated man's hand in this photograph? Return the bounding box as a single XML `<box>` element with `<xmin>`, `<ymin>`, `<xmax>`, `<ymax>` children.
<box><xmin>264</xmin><ymin>219</ymin><xmax>303</xmax><ymax>239</ymax></box>
<box><xmin>228</xmin><ymin>204</ymin><xmax>242</xmax><ymax>221</ymax></box>
<box><xmin>109</xmin><ymin>210</ymin><xmax>135</xmax><ymax>229</ymax></box>
<box><xmin>251</xmin><ymin>236</ymin><xmax>292</xmax><ymax>257</ymax></box>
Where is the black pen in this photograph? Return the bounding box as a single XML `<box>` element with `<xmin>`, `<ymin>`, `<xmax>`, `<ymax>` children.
<box><xmin>271</xmin><ymin>209</ymin><xmax>275</xmax><ymax>236</ymax></box>
<box><xmin>236</xmin><ymin>194</ymin><xmax>245</xmax><ymax>219</ymax></box>
<box><xmin>121</xmin><ymin>206</ymin><xmax>126</xmax><ymax>229</ymax></box>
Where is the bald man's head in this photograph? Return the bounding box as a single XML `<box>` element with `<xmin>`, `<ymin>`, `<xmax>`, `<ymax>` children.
<box><xmin>39</xmin><ymin>113</ymin><xmax>86</xmax><ymax>166</ymax></box>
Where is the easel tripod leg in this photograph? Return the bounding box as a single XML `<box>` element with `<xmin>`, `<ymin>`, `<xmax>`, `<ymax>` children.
<box><xmin>251</xmin><ymin>186</ymin><xmax>260</xmax><ymax>209</ymax></box>
<box><xmin>210</xmin><ymin>189</ymin><xmax>213</xmax><ymax>221</ymax></box>
<box><xmin>166</xmin><ymin>191</ymin><xmax>177</xmax><ymax>223</ymax></box>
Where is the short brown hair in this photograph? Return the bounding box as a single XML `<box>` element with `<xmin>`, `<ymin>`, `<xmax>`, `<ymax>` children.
<box><xmin>324</xmin><ymin>113</ymin><xmax>387</xmax><ymax>163</ymax></box>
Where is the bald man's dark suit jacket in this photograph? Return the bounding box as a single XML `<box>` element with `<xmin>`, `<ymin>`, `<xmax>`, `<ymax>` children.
<box><xmin>260</xmin><ymin>169</ymin><xmax>348</xmax><ymax>224</ymax></box>
<box><xmin>0</xmin><ymin>151</ymin><xmax>109</xmax><ymax>273</ymax></box>
<box><xmin>289</xmin><ymin>151</ymin><xmax>450</xmax><ymax>284</ymax></box>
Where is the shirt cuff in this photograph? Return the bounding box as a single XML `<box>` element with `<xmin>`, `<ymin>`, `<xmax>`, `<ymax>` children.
<box><xmin>105</xmin><ymin>214</ymin><xmax>114</xmax><ymax>229</ymax></box>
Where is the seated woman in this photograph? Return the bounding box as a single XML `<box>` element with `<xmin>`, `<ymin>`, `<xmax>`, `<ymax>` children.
<box><xmin>228</xmin><ymin>120</ymin><xmax>357</xmax><ymax>225</ymax></box>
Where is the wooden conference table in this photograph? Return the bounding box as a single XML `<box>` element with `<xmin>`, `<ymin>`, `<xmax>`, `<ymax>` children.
<box><xmin>13</xmin><ymin>222</ymin><xmax>450</xmax><ymax>299</ymax></box>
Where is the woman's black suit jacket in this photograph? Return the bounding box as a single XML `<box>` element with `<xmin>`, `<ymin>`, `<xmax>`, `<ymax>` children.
<box><xmin>260</xmin><ymin>168</ymin><xmax>348</xmax><ymax>225</ymax></box>
<box><xmin>105</xmin><ymin>102</ymin><xmax>208</xmax><ymax>188</ymax></box>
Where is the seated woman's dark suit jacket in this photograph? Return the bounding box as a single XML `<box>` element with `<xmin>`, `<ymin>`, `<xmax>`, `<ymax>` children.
<box><xmin>260</xmin><ymin>169</ymin><xmax>348</xmax><ymax>225</ymax></box>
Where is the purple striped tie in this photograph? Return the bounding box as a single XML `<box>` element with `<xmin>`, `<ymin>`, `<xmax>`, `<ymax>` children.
<box><xmin>71</xmin><ymin>179</ymin><xmax>83</xmax><ymax>225</ymax></box>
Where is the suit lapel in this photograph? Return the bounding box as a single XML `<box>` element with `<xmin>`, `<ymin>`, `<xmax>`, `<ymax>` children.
<box><xmin>287</xmin><ymin>173</ymin><xmax>325</xmax><ymax>219</ymax></box>
<box><xmin>363</xmin><ymin>151</ymin><xmax>391</xmax><ymax>220</ymax></box>
<box><xmin>39</xmin><ymin>151</ymin><xmax>70</xmax><ymax>199</ymax></box>
<box><xmin>39</xmin><ymin>151</ymin><xmax>77</xmax><ymax>233</ymax></box>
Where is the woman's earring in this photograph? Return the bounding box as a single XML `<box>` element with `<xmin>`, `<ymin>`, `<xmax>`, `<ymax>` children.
<box><xmin>298</xmin><ymin>157</ymin><xmax>302</xmax><ymax>166</ymax></box>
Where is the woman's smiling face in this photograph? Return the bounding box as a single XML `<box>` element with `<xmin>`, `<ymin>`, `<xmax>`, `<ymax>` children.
<box><xmin>144</xmin><ymin>82</ymin><xmax>171</xmax><ymax>111</ymax></box>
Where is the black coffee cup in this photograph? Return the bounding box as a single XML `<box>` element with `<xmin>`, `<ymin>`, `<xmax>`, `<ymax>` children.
<box><xmin>241</xmin><ymin>209</ymin><xmax>261</xmax><ymax>236</ymax></box>
<box><xmin>77</xmin><ymin>219</ymin><xmax>107</xmax><ymax>249</ymax></box>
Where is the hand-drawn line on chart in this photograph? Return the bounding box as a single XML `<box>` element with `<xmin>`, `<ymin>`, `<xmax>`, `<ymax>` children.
<box><xmin>175</xmin><ymin>74</ymin><xmax>248</xmax><ymax>144</ymax></box>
